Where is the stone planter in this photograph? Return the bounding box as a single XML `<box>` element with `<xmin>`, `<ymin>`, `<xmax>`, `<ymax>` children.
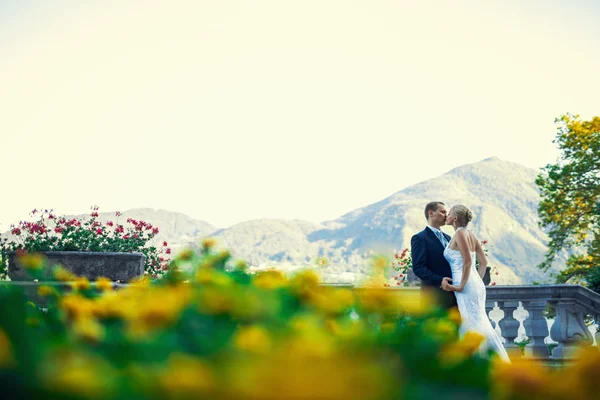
<box><xmin>7</xmin><ymin>251</ymin><xmax>145</xmax><ymax>282</ymax></box>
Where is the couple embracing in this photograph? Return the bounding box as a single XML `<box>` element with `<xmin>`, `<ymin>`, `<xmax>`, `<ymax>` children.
<box><xmin>411</xmin><ymin>201</ymin><xmax>510</xmax><ymax>362</ymax></box>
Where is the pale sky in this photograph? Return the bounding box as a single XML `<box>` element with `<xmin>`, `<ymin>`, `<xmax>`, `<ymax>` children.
<box><xmin>1</xmin><ymin>0</ymin><xmax>599</xmax><ymax>229</ymax></box>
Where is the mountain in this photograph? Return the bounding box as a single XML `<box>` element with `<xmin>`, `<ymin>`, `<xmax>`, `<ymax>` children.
<box><xmin>206</xmin><ymin>157</ymin><xmax>554</xmax><ymax>285</ymax></box>
<box><xmin>1</xmin><ymin>158</ymin><xmax>555</xmax><ymax>285</ymax></box>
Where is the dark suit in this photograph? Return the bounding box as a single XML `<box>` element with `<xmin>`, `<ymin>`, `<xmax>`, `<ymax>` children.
<box><xmin>411</xmin><ymin>227</ymin><xmax>457</xmax><ymax>310</ymax></box>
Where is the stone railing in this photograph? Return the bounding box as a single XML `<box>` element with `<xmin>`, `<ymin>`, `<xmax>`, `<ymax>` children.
<box><xmin>342</xmin><ymin>284</ymin><xmax>600</xmax><ymax>360</ymax></box>
<box><xmin>484</xmin><ymin>284</ymin><xmax>600</xmax><ymax>359</ymax></box>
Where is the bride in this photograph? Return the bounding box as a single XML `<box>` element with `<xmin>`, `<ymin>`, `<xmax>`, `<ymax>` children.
<box><xmin>443</xmin><ymin>205</ymin><xmax>510</xmax><ymax>363</ymax></box>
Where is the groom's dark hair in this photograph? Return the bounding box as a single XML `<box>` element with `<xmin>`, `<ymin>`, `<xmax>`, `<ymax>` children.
<box><xmin>424</xmin><ymin>201</ymin><xmax>445</xmax><ymax>220</ymax></box>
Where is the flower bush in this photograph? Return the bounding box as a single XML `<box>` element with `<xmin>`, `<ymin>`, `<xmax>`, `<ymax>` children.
<box><xmin>391</xmin><ymin>240</ymin><xmax>499</xmax><ymax>287</ymax></box>
<box><xmin>0</xmin><ymin>245</ymin><xmax>598</xmax><ymax>399</ymax></box>
<box><xmin>0</xmin><ymin>207</ymin><xmax>171</xmax><ymax>280</ymax></box>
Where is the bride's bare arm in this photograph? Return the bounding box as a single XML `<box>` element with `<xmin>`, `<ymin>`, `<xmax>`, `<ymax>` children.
<box><xmin>451</xmin><ymin>231</ymin><xmax>471</xmax><ymax>292</ymax></box>
<box><xmin>474</xmin><ymin>237</ymin><xmax>488</xmax><ymax>278</ymax></box>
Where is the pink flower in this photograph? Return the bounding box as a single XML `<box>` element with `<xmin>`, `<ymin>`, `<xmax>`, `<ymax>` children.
<box><xmin>491</xmin><ymin>282</ymin><xmax>497</xmax><ymax>286</ymax></box>
<box><xmin>152</xmin><ymin>227</ymin><xmax>159</xmax><ymax>234</ymax></box>
<box><xmin>162</xmin><ymin>241</ymin><xmax>168</xmax><ymax>247</ymax></box>
<box><xmin>96</xmin><ymin>228</ymin><xmax>103</xmax><ymax>235</ymax></box>
<box><xmin>115</xmin><ymin>211</ymin><xmax>122</xmax><ymax>217</ymax></box>
<box><xmin>166</xmin><ymin>248</ymin><xmax>171</xmax><ymax>254</ymax></box>
<box><xmin>54</xmin><ymin>227</ymin><xmax>63</xmax><ymax>233</ymax></box>
<box><xmin>482</xmin><ymin>240</ymin><xmax>488</xmax><ymax>245</ymax></box>
<box><xmin>91</xmin><ymin>211</ymin><xmax>99</xmax><ymax>218</ymax></box>
<box><xmin>123</xmin><ymin>234</ymin><xmax>130</xmax><ymax>239</ymax></box>
<box><xmin>106</xmin><ymin>221</ymin><xmax>114</xmax><ymax>227</ymax></box>
<box><xmin>115</xmin><ymin>226</ymin><xmax>124</xmax><ymax>234</ymax></box>
<box><xmin>11</xmin><ymin>228</ymin><xmax>21</xmax><ymax>236</ymax></box>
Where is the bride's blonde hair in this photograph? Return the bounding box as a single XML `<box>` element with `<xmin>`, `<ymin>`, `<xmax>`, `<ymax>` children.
<box><xmin>452</xmin><ymin>205</ymin><xmax>473</xmax><ymax>227</ymax></box>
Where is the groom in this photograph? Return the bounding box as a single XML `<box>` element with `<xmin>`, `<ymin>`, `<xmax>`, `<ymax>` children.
<box><xmin>411</xmin><ymin>201</ymin><xmax>457</xmax><ymax>310</ymax></box>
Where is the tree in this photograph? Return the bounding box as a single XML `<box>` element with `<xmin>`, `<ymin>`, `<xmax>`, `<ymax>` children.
<box><xmin>536</xmin><ymin>114</ymin><xmax>600</xmax><ymax>290</ymax></box>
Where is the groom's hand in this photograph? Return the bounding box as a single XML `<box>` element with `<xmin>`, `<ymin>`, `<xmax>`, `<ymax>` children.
<box><xmin>441</xmin><ymin>277</ymin><xmax>453</xmax><ymax>291</ymax></box>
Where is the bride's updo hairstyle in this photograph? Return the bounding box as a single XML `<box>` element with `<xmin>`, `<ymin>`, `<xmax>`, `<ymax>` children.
<box><xmin>452</xmin><ymin>205</ymin><xmax>473</xmax><ymax>227</ymax></box>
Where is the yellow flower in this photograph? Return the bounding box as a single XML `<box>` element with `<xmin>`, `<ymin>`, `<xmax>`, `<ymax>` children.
<box><xmin>396</xmin><ymin>289</ymin><xmax>436</xmax><ymax>316</ymax></box>
<box><xmin>439</xmin><ymin>331</ymin><xmax>485</xmax><ymax>367</ymax></box>
<box><xmin>372</xmin><ymin>255</ymin><xmax>389</xmax><ymax>273</ymax></box>
<box><xmin>253</xmin><ymin>269</ymin><xmax>289</xmax><ymax>290</ymax></box>
<box><xmin>37</xmin><ymin>285</ymin><xmax>58</xmax><ymax>297</ymax></box>
<box><xmin>41</xmin><ymin>350</ymin><xmax>117</xmax><ymax>398</ymax></box>
<box><xmin>195</xmin><ymin>267</ymin><xmax>233</xmax><ymax>287</ymax></box>
<box><xmin>0</xmin><ymin>329</ymin><xmax>15</xmax><ymax>368</ymax></box>
<box><xmin>60</xmin><ymin>293</ymin><xmax>95</xmax><ymax>320</ymax></box>
<box><xmin>176</xmin><ymin>248</ymin><xmax>193</xmax><ymax>260</ymax></box>
<box><xmin>72</xmin><ymin>317</ymin><xmax>105</xmax><ymax>343</ymax></box>
<box><xmin>558</xmin><ymin>346</ymin><xmax>600</xmax><ymax>399</ymax></box>
<box><xmin>490</xmin><ymin>357</ymin><xmax>552</xmax><ymax>400</ymax></box>
<box><xmin>423</xmin><ymin>318</ymin><xmax>457</xmax><ymax>343</ymax></box>
<box><xmin>308</xmin><ymin>287</ymin><xmax>354</xmax><ymax>316</ymax></box>
<box><xmin>197</xmin><ymin>287</ymin><xmax>235</xmax><ymax>316</ymax></box>
<box><xmin>235</xmin><ymin>260</ymin><xmax>248</xmax><ymax>271</ymax></box>
<box><xmin>17</xmin><ymin>252</ymin><xmax>45</xmax><ymax>270</ymax></box>
<box><xmin>158</xmin><ymin>353</ymin><xmax>216</xmax><ymax>398</ymax></box>
<box><xmin>71</xmin><ymin>277</ymin><xmax>90</xmax><ymax>291</ymax></box>
<box><xmin>233</xmin><ymin>325</ymin><xmax>272</xmax><ymax>354</ymax></box>
<box><xmin>226</xmin><ymin>352</ymin><xmax>397</xmax><ymax>400</ymax></box>
<box><xmin>95</xmin><ymin>277</ymin><xmax>113</xmax><ymax>291</ymax></box>
<box><xmin>201</xmin><ymin>238</ymin><xmax>216</xmax><ymax>250</ymax></box>
<box><xmin>53</xmin><ymin>266</ymin><xmax>77</xmax><ymax>282</ymax></box>
<box><xmin>290</xmin><ymin>269</ymin><xmax>321</xmax><ymax>297</ymax></box>
<box><xmin>447</xmin><ymin>306</ymin><xmax>462</xmax><ymax>325</ymax></box>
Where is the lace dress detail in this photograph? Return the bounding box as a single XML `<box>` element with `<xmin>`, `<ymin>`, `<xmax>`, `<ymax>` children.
<box><xmin>443</xmin><ymin>247</ymin><xmax>510</xmax><ymax>362</ymax></box>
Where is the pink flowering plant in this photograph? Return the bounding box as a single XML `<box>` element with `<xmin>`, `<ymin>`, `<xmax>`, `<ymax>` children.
<box><xmin>0</xmin><ymin>207</ymin><xmax>171</xmax><ymax>280</ymax></box>
<box><xmin>390</xmin><ymin>240</ymin><xmax>498</xmax><ymax>287</ymax></box>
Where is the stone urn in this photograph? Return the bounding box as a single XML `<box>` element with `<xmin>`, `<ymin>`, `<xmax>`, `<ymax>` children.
<box><xmin>7</xmin><ymin>251</ymin><xmax>145</xmax><ymax>282</ymax></box>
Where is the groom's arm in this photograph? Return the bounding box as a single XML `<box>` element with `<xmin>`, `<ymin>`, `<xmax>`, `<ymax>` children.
<box><xmin>411</xmin><ymin>234</ymin><xmax>444</xmax><ymax>287</ymax></box>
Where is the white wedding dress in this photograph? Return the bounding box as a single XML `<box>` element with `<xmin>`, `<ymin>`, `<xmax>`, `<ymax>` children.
<box><xmin>443</xmin><ymin>241</ymin><xmax>510</xmax><ymax>362</ymax></box>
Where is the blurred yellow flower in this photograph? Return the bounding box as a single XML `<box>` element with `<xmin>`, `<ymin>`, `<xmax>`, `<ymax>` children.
<box><xmin>37</xmin><ymin>285</ymin><xmax>58</xmax><ymax>297</ymax></box>
<box><xmin>423</xmin><ymin>318</ymin><xmax>457</xmax><ymax>343</ymax></box>
<box><xmin>197</xmin><ymin>287</ymin><xmax>235</xmax><ymax>316</ymax></box>
<box><xmin>71</xmin><ymin>277</ymin><xmax>90</xmax><ymax>291</ymax></box>
<box><xmin>447</xmin><ymin>306</ymin><xmax>462</xmax><ymax>325</ymax></box>
<box><xmin>439</xmin><ymin>331</ymin><xmax>485</xmax><ymax>367</ymax></box>
<box><xmin>0</xmin><ymin>329</ymin><xmax>15</xmax><ymax>368</ymax></box>
<box><xmin>158</xmin><ymin>353</ymin><xmax>216</xmax><ymax>398</ymax></box>
<box><xmin>308</xmin><ymin>287</ymin><xmax>354</xmax><ymax>316</ymax></box>
<box><xmin>17</xmin><ymin>252</ymin><xmax>45</xmax><ymax>270</ymax></box>
<box><xmin>53</xmin><ymin>266</ymin><xmax>76</xmax><ymax>282</ymax></box>
<box><xmin>253</xmin><ymin>269</ymin><xmax>289</xmax><ymax>290</ymax></box>
<box><xmin>41</xmin><ymin>350</ymin><xmax>117</xmax><ymax>398</ymax></box>
<box><xmin>95</xmin><ymin>277</ymin><xmax>113</xmax><ymax>291</ymax></box>
<box><xmin>234</xmin><ymin>325</ymin><xmax>272</xmax><ymax>354</ymax></box>
<box><xmin>195</xmin><ymin>267</ymin><xmax>233</xmax><ymax>287</ymax></box>
<box><xmin>490</xmin><ymin>357</ymin><xmax>553</xmax><ymax>400</ymax></box>
<box><xmin>201</xmin><ymin>237</ymin><xmax>217</xmax><ymax>250</ymax></box>
<box><xmin>72</xmin><ymin>317</ymin><xmax>105</xmax><ymax>343</ymax></box>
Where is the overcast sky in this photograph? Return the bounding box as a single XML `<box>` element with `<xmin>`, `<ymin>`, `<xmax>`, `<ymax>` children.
<box><xmin>1</xmin><ymin>0</ymin><xmax>599</xmax><ymax>229</ymax></box>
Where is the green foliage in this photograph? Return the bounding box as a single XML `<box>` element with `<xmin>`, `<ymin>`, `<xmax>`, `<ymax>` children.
<box><xmin>536</xmin><ymin>114</ymin><xmax>600</xmax><ymax>291</ymax></box>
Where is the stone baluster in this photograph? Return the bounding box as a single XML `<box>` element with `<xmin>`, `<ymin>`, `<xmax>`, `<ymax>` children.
<box><xmin>549</xmin><ymin>300</ymin><xmax>594</xmax><ymax>359</ymax></box>
<box><xmin>595</xmin><ymin>315</ymin><xmax>600</xmax><ymax>349</ymax></box>
<box><xmin>522</xmin><ymin>300</ymin><xmax>550</xmax><ymax>358</ymax></box>
<box><xmin>485</xmin><ymin>300</ymin><xmax>496</xmax><ymax>330</ymax></box>
<box><xmin>497</xmin><ymin>301</ymin><xmax>521</xmax><ymax>358</ymax></box>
